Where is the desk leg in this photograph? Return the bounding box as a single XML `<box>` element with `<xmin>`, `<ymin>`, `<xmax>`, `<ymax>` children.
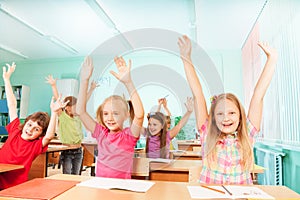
<box><xmin>28</xmin><ymin>153</ymin><xmax>47</xmax><ymax>180</ymax></box>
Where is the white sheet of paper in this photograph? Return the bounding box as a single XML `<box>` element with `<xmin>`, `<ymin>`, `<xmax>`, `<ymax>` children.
<box><xmin>148</xmin><ymin>158</ymin><xmax>172</xmax><ymax>163</ymax></box>
<box><xmin>187</xmin><ymin>185</ymin><xmax>275</xmax><ymax>199</ymax></box>
<box><xmin>77</xmin><ymin>177</ymin><xmax>155</xmax><ymax>193</ymax></box>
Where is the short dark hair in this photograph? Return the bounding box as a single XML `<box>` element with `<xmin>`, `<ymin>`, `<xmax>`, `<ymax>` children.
<box><xmin>19</xmin><ymin>112</ymin><xmax>50</xmax><ymax>136</ymax></box>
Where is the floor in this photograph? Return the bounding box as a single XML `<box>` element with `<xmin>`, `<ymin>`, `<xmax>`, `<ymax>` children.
<box><xmin>47</xmin><ymin>164</ymin><xmax>92</xmax><ymax>177</ymax></box>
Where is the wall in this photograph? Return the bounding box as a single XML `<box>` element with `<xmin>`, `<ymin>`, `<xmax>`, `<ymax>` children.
<box><xmin>0</xmin><ymin>57</ymin><xmax>83</xmax><ymax>114</ymax></box>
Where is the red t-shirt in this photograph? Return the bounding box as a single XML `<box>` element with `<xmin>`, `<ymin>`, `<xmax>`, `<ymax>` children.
<box><xmin>0</xmin><ymin>118</ymin><xmax>48</xmax><ymax>189</ymax></box>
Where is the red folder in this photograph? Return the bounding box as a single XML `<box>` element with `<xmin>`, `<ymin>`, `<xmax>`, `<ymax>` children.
<box><xmin>0</xmin><ymin>178</ymin><xmax>80</xmax><ymax>199</ymax></box>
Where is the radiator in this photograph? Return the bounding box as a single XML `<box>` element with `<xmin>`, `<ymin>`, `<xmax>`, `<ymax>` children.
<box><xmin>254</xmin><ymin>147</ymin><xmax>285</xmax><ymax>185</ymax></box>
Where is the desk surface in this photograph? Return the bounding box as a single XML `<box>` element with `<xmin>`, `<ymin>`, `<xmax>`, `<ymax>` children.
<box><xmin>44</xmin><ymin>174</ymin><xmax>300</xmax><ymax>200</ymax></box>
<box><xmin>0</xmin><ymin>163</ymin><xmax>24</xmax><ymax>173</ymax></box>
<box><xmin>47</xmin><ymin>144</ymin><xmax>80</xmax><ymax>152</ymax></box>
<box><xmin>146</xmin><ymin>158</ymin><xmax>264</xmax><ymax>174</ymax></box>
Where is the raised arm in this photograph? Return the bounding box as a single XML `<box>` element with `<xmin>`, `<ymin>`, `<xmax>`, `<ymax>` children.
<box><xmin>45</xmin><ymin>75</ymin><xmax>59</xmax><ymax>100</ymax></box>
<box><xmin>111</xmin><ymin>56</ymin><xmax>144</xmax><ymax>138</ymax></box>
<box><xmin>76</xmin><ymin>56</ymin><xmax>97</xmax><ymax>133</ymax></box>
<box><xmin>45</xmin><ymin>75</ymin><xmax>62</xmax><ymax>115</ymax></box>
<box><xmin>178</xmin><ymin>35</ymin><xmax>208</xmax><ymax>130</ymax></box>
<box><xmin>157</xmin><ymin>98</ymin><xmax>171</xmax><ymax>116</ymax></box>
<box><xmin>42</xmin><ymin>95</ymin><xmax>67</xmax><ymax>147</ymax></box>
<box><xmin>169</xmin><ymin>97</ymin><xmax>194</xmax><ymax>139</ymax></box>
<box><xmin>248</xmin><ymin>42</ymin><xmax>278</xmax><ymax>130</ymax></box>
<box><xmin>86</xmin><ymin>80</ymin><xmax>99</xmax><ymax>101</ymax></box>
<box><xmin>2</xmin><ymin>62</ymin><xmax>18</xmax><ymax>121</ymax></box>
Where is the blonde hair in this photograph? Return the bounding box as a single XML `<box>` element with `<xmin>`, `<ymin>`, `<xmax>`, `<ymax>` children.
<box><xmin>205</xmin><ymin>93</ymin><xmax>254</xmax><ymax>171</ymax></box>
<box><xmin>96</xmin><ymin>95</ymin><xmax>129</xmax><ymax>128</ymax></box>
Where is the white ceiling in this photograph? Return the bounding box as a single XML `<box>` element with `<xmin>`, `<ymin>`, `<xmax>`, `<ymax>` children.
<box><xmin>0</xmin><ymin>0</ymin><xmax>267</xmax><ymax>63</ymax></box>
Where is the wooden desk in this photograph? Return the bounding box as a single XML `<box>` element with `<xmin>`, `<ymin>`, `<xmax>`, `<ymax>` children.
<box><xmin>177</xmin><ymin>140</ymin><xmax>201</xmax><ymax>151</ymax></box>
<box><xmin>170</xmin><ymin>150</ymin><xmax>202</xmax><ymax>160</ymax></box>
<box><xmin>0</xmin><ymin>163</ymin><xmax>24</xmax><ymax>173</ymax></box>
<box><xmin>28</xmin><ymin>145</ymin><xmax>80</xmax><ymax>180</ymax></box>
<box><xmin>133</xmin><ymin>158</ymin><xmax>265</xmax><ymax>183</ymax></box>
<box><xmin>43</xmin><ymin>174</ymin><xmax>300</xmax><ymax>200</ymax></box>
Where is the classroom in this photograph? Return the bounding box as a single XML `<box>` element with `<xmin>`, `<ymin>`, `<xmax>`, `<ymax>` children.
<box><xmin>0</xmin><ymin>0</ymin><xmax>300</xmax><ymax>199</ymax></box>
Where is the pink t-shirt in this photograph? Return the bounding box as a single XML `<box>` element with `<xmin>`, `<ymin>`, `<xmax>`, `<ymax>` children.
<box><xmin>147</xmin><ymin>131</ymin><xmax>171</xmax><ymax>158</ymax></box>
<box><xmin>0</xmin><ymin>118</ymin><xmax>47</xmax><ymax>189</ymax></box>
<box><xmin>92</xmin><ymin>124</ymin><xmax>138</xmax><ymax>179</ymax></box>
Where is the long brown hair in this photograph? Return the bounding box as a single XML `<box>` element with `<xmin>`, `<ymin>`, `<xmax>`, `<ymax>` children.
<box><xmin>19</xmin><ymin>112</ymin><xmax>50</xmax><ymax>136</ymax></box>
<box><xmin>145</xmin><ymin>112</ymin><xmax>168</xmax><ymax>158</ymax></box>
<box><xmin>205</xmin><ymin>93</ymin><xmax>254</xmax><ymax>171</ymax></box>
<box><xmin>96</xmin><ymin>95</ymin><xmax>129</xmax><ymax>128</ymax></box>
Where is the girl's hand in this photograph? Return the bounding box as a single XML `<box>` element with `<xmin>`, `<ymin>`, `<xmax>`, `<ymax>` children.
<box><xmin>111</xmin><ymin>56</ymin><xmax>132</xmax><ymax>84</ymax></box>
<box><xmin>258</xmin><ymin>42</ymin><xmax>278</xmax><ymax>60</ymax></box>
<box><xmin>185</xmin><ymin>97</ymin><xmax>194</xmax><ymax>112</ymax></box>
<box><xmin>80</xmin><ymin>56</ymin><xmax>94</xmax><ymax>81</ymax></box>
<box><xmin>50</xmin><ymin>95</ymin><xmax>69</xmax><ymax>113</ymax></box>
<box><xmin>90</xmin><ymin>80</ymin><xmax>99</xmax><ymax>90</ymax></box>
<box><xmin>2</xmin><ymin>62</ymin><xmax>16</xmax><ymax>81</ymax></box>
<box><xmin>178</xmin><ymin>35</ymin><xmax>192</xmax><ymax>59</ymax></box>
<box><xmin>158</xmin><ymin>98</ymin><xmax>167</xmax><ymax>107</ymax></box>
<box><xmin>45</xmin><ymin>75</ymin><xmax>56</xmax><ymax>86</ymax></box>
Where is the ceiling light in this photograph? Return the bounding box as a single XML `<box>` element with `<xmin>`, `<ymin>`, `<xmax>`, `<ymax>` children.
<box><xmin>0</xmin><ymin>6</ymin><xmax>78</xmax><ymax>55</ymax></box>
<box><xmin>0</xmin><ymin>44</ymin><xmax>29</xmax><ymax>59</ymax></box>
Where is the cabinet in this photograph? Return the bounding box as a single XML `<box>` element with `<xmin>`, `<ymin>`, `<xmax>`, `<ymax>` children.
<box><xmin>0</xmin><ymin>85</ymin><xmax>30</xmax><ymax>139</ymax></box>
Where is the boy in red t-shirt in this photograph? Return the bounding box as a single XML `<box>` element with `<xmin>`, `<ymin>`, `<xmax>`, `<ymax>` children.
<box><xmin>0</xmin><ymin>62</ymin><xmax>66</xmax><ymax>189</ymax></box>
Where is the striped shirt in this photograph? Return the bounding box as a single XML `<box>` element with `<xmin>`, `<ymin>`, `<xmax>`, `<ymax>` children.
<box><xmin>199</xmin><ymin>119</ymin><xmax>258</xmax><ymax>184</ymax></box>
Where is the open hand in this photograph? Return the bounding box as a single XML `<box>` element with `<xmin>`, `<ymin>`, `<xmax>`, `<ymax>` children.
<box><xmin>178</xmin><ymin>35</ymin><xmax>192</xmax><ymax>59</ymax></box>
<box><xmin>111</xmin><ymin>56</ymin><xmax>132</xmax><ymax>84</ymax></box>
<box><xmin>80</xmin><ymin>56</ymin><xmax>94</xmax><ymax>81</ymax></box>
<box><xmin>2</xmin><ymin>62</ymin><xmax>16</xmax><ymax>81</ymax></box>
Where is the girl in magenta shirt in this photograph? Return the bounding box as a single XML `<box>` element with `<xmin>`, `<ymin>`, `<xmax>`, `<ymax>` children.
<box><xmin>77</xmin><ymin>56</ymin><xmax>144</xmax><ymax>179</ymax></box>
<box><xmin>146</xmin><ymin>97</ymin><xmax>194</xmax><ymax>158</ymax></box>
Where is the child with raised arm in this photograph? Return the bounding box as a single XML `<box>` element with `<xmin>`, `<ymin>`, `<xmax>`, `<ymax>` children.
<box><xmin>45</xmin><ymin>76</ymin><xmax>98</xmax><ymax>175</ymax></box>
<box><xmin>178</xmin><ymin>35</ymin><xmax>278</xmax><ymax>184</ymax></box>
<box><xmin>146</xmin><ymin>97</ymin><xmax>194</xmax><ymax>158</ymax></box>
<box><xmin>0</xmin><ymin>62</ymin><xmax>65</xmax><ymax>189</ymax></box>
<box><xmin>76</xmin><ymin>56</ymin><xmax>144</xmax><ymax>179</ymax></box>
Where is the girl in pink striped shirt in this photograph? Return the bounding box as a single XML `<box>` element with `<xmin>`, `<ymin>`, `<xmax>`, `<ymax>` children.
<box><xmin>178</xmin><ymin>35</ymin><xmax>278</xmax><ymax>184</ymax></box>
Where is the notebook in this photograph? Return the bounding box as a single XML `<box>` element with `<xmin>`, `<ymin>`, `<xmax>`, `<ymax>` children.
<box><xmin>0</xmin><ymin>178</ymin><xmax>79</xmax><ymax>200</ymax></box>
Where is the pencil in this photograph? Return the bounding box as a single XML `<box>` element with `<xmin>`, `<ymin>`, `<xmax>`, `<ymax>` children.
<box><xmin>221</xmin><ymin>185</ymin><xmax>232</xmax><ymax>195</ymax></box>
<box><xmin>201</xmin><ymin>185</ymin><xmax>225</xmax><ymax>194</ymax></box>
<box><xmin>163</xmin><ymin>94</ymin><xmax>169</xmax><ymax>98</ymax></box>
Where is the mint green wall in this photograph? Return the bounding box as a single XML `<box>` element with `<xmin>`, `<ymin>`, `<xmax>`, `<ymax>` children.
<box><xmin>1</xmin><ymin>50</ymin><xmax>243</xmax><ymax>117</ymax></box>
<box><xmin>0</xmin><ymin>57</ymin><xmax>83</xmax><ymax>114</ymax></box>
<box><xmin>255</xmin><ymin>142</ymin><xmax>300</xmax><ymax>193</ymax></box>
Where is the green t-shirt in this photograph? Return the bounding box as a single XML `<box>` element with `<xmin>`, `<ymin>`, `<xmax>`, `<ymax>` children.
<box><xmin>58</xmin><ymin>111</ymin><xmax>83</xmax><ymax>144</ymax></box>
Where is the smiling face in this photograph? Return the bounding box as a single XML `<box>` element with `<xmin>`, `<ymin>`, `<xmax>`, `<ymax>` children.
<box><xmin>148</xmin><ymin>118</ymin><xmax>164</xmax><ymax>136</ymax></box>
<box><xmin>21</xmin><ymin>120</ymin><xmax>43</xmax><ymax>140</ymax></box>
<box><xmin>214</xmin><ymin>98</ymin><xmax>240</xmax><ymax>134</ymax></box>
<box><xmin>102</xmin><ymin>99</ymin><xmax>129</xmax><ymax>133</ymax></box>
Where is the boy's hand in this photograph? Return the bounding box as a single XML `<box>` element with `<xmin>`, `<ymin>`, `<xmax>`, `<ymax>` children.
<box><xmin>258</xmin><ymin>42</ymin><xmax>278</xmax><ymax>60</ymax></box>
<box><xmin>45</xmin><ymin>75</ymin><xmax>56</xmax><ymax>86</ymax></box>
<box><xmin>2</xmin><ymin>62</ymin><xmax>16</xmax><ymax>81</ymax></box>
<box><xmin>178</xmin><ymin>35</ymin><xmax>192</xmax><ymax>59</ymax></box>
<box><xmin>80</xmin><ymin>56</ymin><xmax>94</xmax><ymax>81</ymax></box>
<box><xmin>111</xmin><ymin>56</ymin><xmax>132</xmax><ymax>84</ymax></box>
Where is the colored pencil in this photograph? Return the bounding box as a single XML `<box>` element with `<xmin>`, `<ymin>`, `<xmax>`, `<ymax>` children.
<box><xmin>221</xmin><ymin>185</ymin><xmax>232</xmax><ymax>195</ymax></box>
<box><xmin>201</xmin><ymin>185</ymin><xmax>225</xmax><ymax>194</ymax></box>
